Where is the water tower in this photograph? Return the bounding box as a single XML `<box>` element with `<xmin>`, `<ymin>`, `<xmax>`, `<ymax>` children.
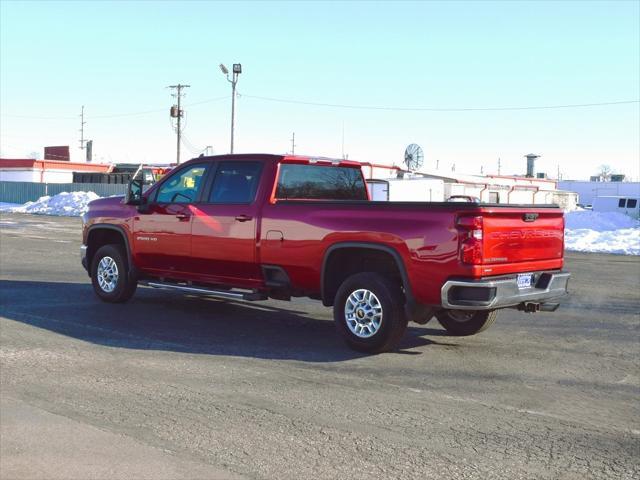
<box><xmin>525</xmin><ymin>153</ymin><xmax>540</xmax><ymax>178</ymax></box>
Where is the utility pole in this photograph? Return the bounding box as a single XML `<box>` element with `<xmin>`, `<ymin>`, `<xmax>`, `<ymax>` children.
<box><xmin>498</xmin><ymin>157</ymin><xmax>501</xmax><ymax>175</ymax></box>
<box><xmin>168</xmin><ymin>84</ymin><xmax>190</xmax><ymax>164</ymax></box>
<box><xmin>436</xmin><ymin>159</ymin><xmax>439</xmax><ymax>170</ymax></box>
<box><xmin>219</xmin><ymin>63</ymin><xmax>242</xmax><ymax>153</ymax></box>
<box><xmin>557</xmin><ymin>164</ymin><xmax>561</xmax><ymax>180</ymax></box>
<box><xmin>79</xmin><ymin>105</ymin><xmax>86</xmax><ymax>150</ymax></box>
<box><xmin>290</xmin><ymin>132</ymin><xmax>296</xmax><ymax>155</ymax></box>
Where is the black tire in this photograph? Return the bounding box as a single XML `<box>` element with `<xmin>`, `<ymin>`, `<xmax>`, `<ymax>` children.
<box><xmin>91</xmin><ymin>244</ymin><xmax>137</xmax><ymax>303</ymax></box>
<box><xmin>436</xmin><ymin>310</ymin><xmax>497</xmax><ymax>336</ymax></box>
<box><xmin>333</xmin><ymin>272</ymin><xmax>408</xmax><ymax>353</ymax></box>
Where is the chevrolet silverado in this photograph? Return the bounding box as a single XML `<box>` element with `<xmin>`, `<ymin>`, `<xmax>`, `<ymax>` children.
<box><xmin>81</xmin><ymin>154</ymin><xmax>570</xmax><ymax>352</ymax></box>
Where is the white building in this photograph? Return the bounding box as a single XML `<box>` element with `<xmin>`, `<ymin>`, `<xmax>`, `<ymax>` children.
<box><xmin>360</xmin><ymin>161</ymin><xmax>578</xmax><ymax>208</ymax></box>
<box><xmin>558</xmin><ymin>180</ymin><xmax>640</xmax><ymax>206</ymax></box>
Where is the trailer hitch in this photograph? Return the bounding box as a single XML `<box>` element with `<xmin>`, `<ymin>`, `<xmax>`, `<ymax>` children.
<box><xmin>518</xmin><ymin>302</ymin><xmax>540</xmax><ymax>313</ymax></box>
<box><xmin>517</xmin><ymin>302</ymin><xmax>560</xmax><ymax>313</ymax></box>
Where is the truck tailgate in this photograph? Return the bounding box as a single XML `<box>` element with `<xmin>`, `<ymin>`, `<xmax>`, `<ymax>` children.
<box><xmin>482</xmin><ymin>209</ymin><xmax>564</xmax><ymax>264</ymax></box>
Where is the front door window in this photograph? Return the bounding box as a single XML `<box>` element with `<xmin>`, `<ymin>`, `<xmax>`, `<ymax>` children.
<box><xmin>156</xmin><ymin>165</ymin><xmax>207</xmax><ymax>204</ymax></box>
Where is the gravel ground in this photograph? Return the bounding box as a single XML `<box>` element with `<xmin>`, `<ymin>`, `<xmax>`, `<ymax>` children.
<box><xmin>1</xmin><ymin>212</ymin><xmax>638</xmax><ymax>480</ymax></box>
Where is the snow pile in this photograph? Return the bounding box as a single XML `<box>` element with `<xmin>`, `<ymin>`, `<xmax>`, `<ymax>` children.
<box><xmin>1</xmin><ymin>191</ymin><xmax>100</xmax><ymax>216</ymax></box>
<box><xmin>565</xmin><ymin>210</ymin><xmax>639</xmax><ymax>230</ymax></box>
<box><xmin>564</xmin><ymin>210</ymin><xmax>640</xmax><ymax>255</ymax></box>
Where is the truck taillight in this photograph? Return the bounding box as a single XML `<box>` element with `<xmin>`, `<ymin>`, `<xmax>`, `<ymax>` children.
<box><xmin>457</xmin><ymin>215</ymin><xmax>483</xmax><ymax>264</ymax></box>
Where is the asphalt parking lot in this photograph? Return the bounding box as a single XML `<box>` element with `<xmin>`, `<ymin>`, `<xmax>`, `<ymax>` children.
<box><xmin>1</xmin><ymin>212</ymin><xmax>638</xmax><ymax>480</ymax></box>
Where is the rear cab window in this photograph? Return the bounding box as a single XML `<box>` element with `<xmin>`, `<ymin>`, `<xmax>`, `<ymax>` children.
<box><xmin>275</xmin><ymin>164</ymin><xmax>368</xmax><ymax>200</ymax></box>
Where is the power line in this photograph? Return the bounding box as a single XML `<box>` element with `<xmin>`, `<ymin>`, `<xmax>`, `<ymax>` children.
<box><xmin>3</xmin><ymin>95</ymin><xmax>637</xmax><ymax>120</ymax></box>
<box><xmin>5</xmin><ymin>93</ymin><xmax>640</xmax><ymax>122</ymax></box>
<box><xmin>183</xmin><ymin>96</ymin><xmax>229</xmax><ymax>107</ymax></box>
<box><xmin>90</xmin><ymin>95</ymin><xmax>228</xmax><ymax>118</ymax></box>
<box><xmin>240</xmin><ymin>94</ymin><xmax>640</xmax><ymax>112</ymax></box>
<box><xmin>180</xmin><ymin>134</ymin><xmax>201</xmax><ymax>155</ymax></box>
<box><xmin>1</xmin><ymin>95</ymin><xmax>229</xmax><ymax>120</ymax></box>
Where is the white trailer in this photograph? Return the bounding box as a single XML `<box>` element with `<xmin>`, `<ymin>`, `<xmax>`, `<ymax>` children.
<box><xmin>559</xmin><ymin>181</ymin><xmax>640</xmax><ymax>206</ymax></box>
<box><xmin>367</xmin><ymin>178</ymin><xmax>444</xmax><ymax>202</ymax></box>
<box><xmin>592</xmin><ymin>196</ymin><xmax>640</xmax><ymax>219</ymax></box>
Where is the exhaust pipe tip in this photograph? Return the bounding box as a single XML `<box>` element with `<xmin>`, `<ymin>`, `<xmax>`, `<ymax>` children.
<box><xmin>540</xmin><ymin>302</ymin><xmax>560</xmax><ymax>312</ymax></box>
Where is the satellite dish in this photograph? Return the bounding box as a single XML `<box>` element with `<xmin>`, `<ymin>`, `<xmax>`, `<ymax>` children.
<box><xmin>404</xmin><ymin>144</ymin><xmax>424</xmax><ymax>171</ymax></box>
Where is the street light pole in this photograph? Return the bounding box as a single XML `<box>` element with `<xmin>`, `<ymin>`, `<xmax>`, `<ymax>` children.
<box><xmin>220</xmin><ymin>63</ymin><xmax>242</xmax><ymax>154</ymax></box>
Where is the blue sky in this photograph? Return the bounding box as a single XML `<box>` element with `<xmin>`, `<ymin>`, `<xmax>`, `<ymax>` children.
<box><xmin>1</xmin><ymin>0</ymin><xmax>638</xmax><ymax>180</ymax></box>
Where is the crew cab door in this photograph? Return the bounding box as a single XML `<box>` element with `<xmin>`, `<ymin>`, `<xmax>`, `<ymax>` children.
<box><xmin>133</xmin><ymin>163</ymin><xmax>209</xmax><ymax>274</ymax></box>
<box><xmin>189</xmin><ymin>160</ymin><xmax>263</xmax><ymax>287</ymax></box>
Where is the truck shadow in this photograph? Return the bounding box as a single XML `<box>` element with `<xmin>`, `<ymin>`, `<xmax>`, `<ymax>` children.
<box><xmin>0</xmin><ymin>280</ymin><xmax>455</xmax><ymax>363</ymax></box>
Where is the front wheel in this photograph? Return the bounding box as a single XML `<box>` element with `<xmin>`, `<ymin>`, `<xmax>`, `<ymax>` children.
<box><xmin>91</xmin><ymin>244</ymin><xmax>137</xmax><ymax>303</ymax></box>
<box><xmin>333</xmin><ymin>272</ymin><xmax>408</xmax><ymax>353</ymax></box>
<box><xmin>436</xmin><ymin>309</ymin><xmax>497</xmax><ymax>336</ymax></box>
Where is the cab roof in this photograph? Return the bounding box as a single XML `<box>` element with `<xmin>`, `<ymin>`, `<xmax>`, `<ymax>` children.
<box><xmin>187</xmin><ymin>153</ymin><xmax>362</xmax><ymax>168</ymax></box>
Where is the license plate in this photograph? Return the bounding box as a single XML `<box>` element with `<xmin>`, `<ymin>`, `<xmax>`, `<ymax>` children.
<box><xmin>517</xmin><ymin>274</ymin><xmax>533</xmax><ymax>289</ymax></box>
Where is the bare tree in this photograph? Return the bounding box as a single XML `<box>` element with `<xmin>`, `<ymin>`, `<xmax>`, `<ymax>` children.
<box><xmin>597</xmin><ymin>164</ymin><xmax>613</xmax><ymax>181</ymax></box>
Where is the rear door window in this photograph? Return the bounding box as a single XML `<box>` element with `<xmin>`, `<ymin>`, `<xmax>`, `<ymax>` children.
<box><xmin>276</xmin><ymin>164</ymin><xmax>367</xmax><ymax>200</ymax></box>
<box><xmin>208</xmin><ymin>161</ymin><xmax>263</xmax><ymax>204</ymax></box>
<box><xmin>618</xmin><ymin>198</ymin><xmax>626</xmax><ymax>207</ymax></box>
<box><xmin>626</xmin><ymin>199</ymin><xmax>638</xmax><ymax>208</ymax></box>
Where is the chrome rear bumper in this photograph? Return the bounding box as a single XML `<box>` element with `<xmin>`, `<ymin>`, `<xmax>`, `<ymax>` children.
<box><xmin>441</xmin><ymin>271</ymin><xmax>570</xmax><ymax>310</ymax></box>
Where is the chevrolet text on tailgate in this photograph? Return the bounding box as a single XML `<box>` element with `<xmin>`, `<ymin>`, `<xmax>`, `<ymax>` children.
<box><xmin>81</xmin><ymin>154</ymin><xmax>570</xmax><ymax>353</ymax></box>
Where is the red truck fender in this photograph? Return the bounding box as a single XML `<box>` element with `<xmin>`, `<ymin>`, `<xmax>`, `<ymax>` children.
<box><xmin>84</xmin><ymin>224</ymin><xmax>137</xmax><ymax>282</ymax></box>
<box><xmin>320</xmin><ymin>242</ymin><xmax>415</xmax><ymax>307</ymax></box>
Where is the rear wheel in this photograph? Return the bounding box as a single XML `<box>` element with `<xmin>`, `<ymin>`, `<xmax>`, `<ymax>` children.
<box><xmin>436</xmin><ymin>309</ymin><xmax>497</xmax><ymax>336</ymax></box>
<box><xmin>91</xmin><ymin>244</ymin><xmax>137</xmax><ymax>303</ymax></box>
<box><xmin>333</xmin><ymin>272</ymin><xmax>407</xmax><ymax>353</ymax></box>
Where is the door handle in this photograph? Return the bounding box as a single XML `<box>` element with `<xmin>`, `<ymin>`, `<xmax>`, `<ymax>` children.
<box><xmin>176</xmin><ymin>213</ymin><xmax>191</xmax><ymax>221</ymax></box>
<box><xmin>235</xmin><ymin>215</ymin><xmax>253</xmax><ymax>222</ymax></box>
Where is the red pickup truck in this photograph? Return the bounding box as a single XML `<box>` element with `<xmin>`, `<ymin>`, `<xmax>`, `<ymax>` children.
<box><xmin>81</xmin><ymin>154</ymin><xmax>570</xmax><ymax>353</ymax></box>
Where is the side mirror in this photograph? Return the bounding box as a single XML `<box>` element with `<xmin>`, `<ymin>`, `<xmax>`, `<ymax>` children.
<box><xmin>136</xmin><ymin>197</ymin><xmax>150</xmax><ymax>213</ymax></box>
<box><xmin>125</xmin><ymin>179</ymin><xmax>143</xmax><ymax>205</ymax></box>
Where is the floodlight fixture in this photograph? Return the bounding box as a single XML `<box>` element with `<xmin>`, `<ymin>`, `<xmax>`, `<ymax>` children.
<box><xmin>218</xmin><ymin>61</ymin><xmax>242</xmax><ymax>154</ymax></box>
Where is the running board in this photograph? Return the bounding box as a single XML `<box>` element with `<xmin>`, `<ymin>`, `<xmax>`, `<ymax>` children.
<box><xmin>144</xmin><ymin>282</ymin><xmax>267</xmax><ymax>301</ymax></box>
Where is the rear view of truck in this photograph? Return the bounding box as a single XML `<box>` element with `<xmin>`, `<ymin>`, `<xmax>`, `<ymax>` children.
<box><xmin>436</xmin><ymin>207</ymin><xmax>570</xmax><ymax>336</ymax></box>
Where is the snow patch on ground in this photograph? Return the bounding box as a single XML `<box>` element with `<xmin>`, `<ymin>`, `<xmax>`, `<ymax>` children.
<box><xmin>0</xmin><ymin>192</ymin><xmax>99</xmax><ymax>217</ymax></box>
<box><xmin>564</xmin><ymin>210</ymin><xmax>640</xmax><ymax>255</ymax></box>
<box><xmin>0</xmin><ymin>202</ymin><xmax>20</xmax><ymax>210</ymax></box>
